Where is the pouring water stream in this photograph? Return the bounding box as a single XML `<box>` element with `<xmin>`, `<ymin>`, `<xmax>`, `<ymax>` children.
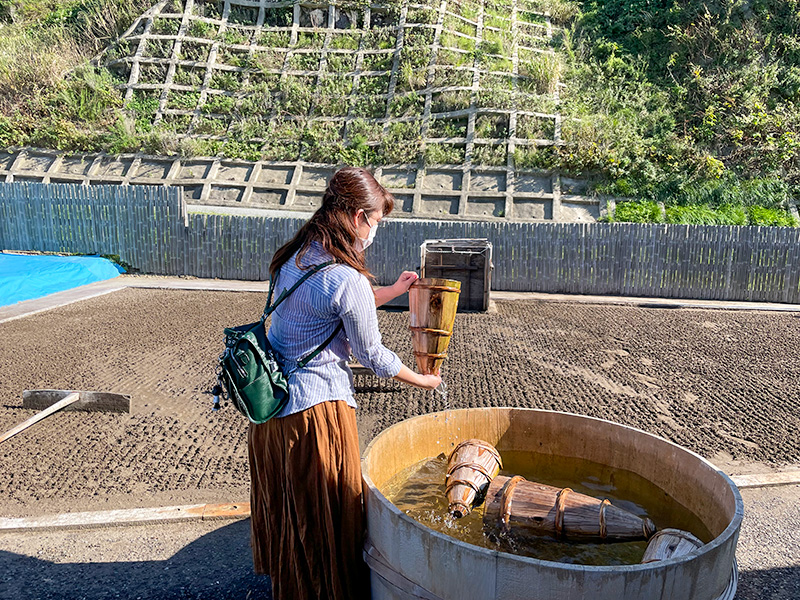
<box><xmin>433</xmin><ymin>379</ymin><xmax>449</xmax><ymax>422</ymax></box>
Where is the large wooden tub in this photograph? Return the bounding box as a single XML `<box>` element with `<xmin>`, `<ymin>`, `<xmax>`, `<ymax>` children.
<box><xmin>361</xmin><ymin>408</ymin><xmax>742</xmax><ymax>600</ymax></box>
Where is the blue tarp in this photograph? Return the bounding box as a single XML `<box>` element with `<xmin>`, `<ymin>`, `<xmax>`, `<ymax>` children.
<box><xmin>0</xmin><ymin>254</ymin><xmax>124</xmax><ymax>307</ymax></box>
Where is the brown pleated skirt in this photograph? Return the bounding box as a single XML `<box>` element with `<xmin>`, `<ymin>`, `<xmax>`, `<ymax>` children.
<box><xmin>248</xmin><ymin>400</ymin><xmax>371</xmax><ymax>600</ymax></box>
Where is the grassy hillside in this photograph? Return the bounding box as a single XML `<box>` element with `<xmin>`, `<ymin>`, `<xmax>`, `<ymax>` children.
<box><xmin>0</xmin><ymin>0</ymin><xmax>152</xmax><ymax>150</ymax></box>
<box><xmin>0</xmin><ymin>0</ymin><xmax>798</xmax><ymax>226</ymax></box>
<box><xmin>557</xmin><ymin>0</ymin><xmax>800</xmax><ymax>225</ymax></box>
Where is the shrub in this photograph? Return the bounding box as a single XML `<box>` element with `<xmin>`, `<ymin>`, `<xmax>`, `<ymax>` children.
<box><xmin>57</xmin><ymin>65</ymin><xmax>122</xmax><ymax>123</ymax></box>
<box><xmin>664</xmin><ymin>204</ymin><xmax>727</xmax><ymax>225</ymax></box>
<box><xmin>347</xmin><ymin>118</ymin><xmax>382</xmax><ymax>142</ymax></box>
<box><xmin>167</xmin><ymin>91</ymin><xmax>200</xmax><ymax>110</ymax></box>
<box><xmin>513</xmin><ymin>146</ymin><xmax>557</xmax><ymax>170</ymax></box>
<box><xmin>301</xmin><ymin>121</ymin><xmax>344</xmax><ymax>163</ymax></box>
<box><xmin>351</xmin><ymin>96</ymin><xmax>386</xmax><ymax>119</ymax></box>
<box><xmin>210</xmin><ymin>70</ymin><xmax>241</xmax><ymax>92</ymax></box>
<box><xmin>382</xmin><ymin>121</ymin><xmax>422</xmax><ymax>163</ymax></box>
<box><xmin>389</xmin><ymin>92</ymin><xmax>423</xmax><ymax>118</ymax></box>
<box><xmin>221</xmin><ymin>140</ymin><xmax>262</xmax><ymax>161</ymax></box>
<box><xmin>519</xmin><ymin>53</ymin><xmax>561</xmax><ymax>95</ymax></box>
<box><xmin>189</xmin><ymin>19</ymin><xmax>214</xmax><ymax>38</ymax></box>
<box><xmin>276</xmin><ymin>77</ymin><xmax>314</xmax><ymax>115</ymax></box>
<box><xmin>612</xmin><ymin>201</ymin><xmax>662</xmax><ymax>223</ymax></box>
<box><xmin>203</xmin><ymin>93</ymin><xmax>236</xmax><ymax>115</ymax></box>
<box><xmin>746</xmin><ymin>206</ymin><xmax>798</xmax><ymax>227</ymax></box>
<box><xmin>472</xmin><ymin>143</ymin><xmax>506</xmax><ymax>166</ymax></box>
<box><xmin>0</xmin><ymin>27</ymin><xmax>81</xmax><ymax>113</ymax></box>
<box><xmin>425</xmin><ymin>143</ymin><xmax>465</xmax><ymax>165</ymax></box>
<box><xmin>43</xmin><ymin>0</ymin><xmax>154</xmax><ymax>53</ymax></box>
<box><xmin>428</xmin><ymin>117</ymin><xmax>467</xmax><ymax>138</ymax></box>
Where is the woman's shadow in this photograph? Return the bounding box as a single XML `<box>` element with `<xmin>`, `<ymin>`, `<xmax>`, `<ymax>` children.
<box><xmin>0</xmin><ymin>519</ymin><xmax>272</xmax><ymax>600</ymax></box>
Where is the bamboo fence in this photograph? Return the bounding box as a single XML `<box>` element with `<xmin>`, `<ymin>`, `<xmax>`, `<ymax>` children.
<box><xmin>2</xmin><ymin>181</ymin><xmax>799</xmax><ymax>303</ymax></box>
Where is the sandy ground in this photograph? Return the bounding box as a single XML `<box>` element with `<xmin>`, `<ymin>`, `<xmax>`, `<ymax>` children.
<box><xmin>1</xmin><ymin>288</ymin><xmax>799</xmax><ymax>518</ymax></box>
<box><xmin>0</xmin><ymin>287</ymin><xmax>799</xmax><ymax>598</ymax></box>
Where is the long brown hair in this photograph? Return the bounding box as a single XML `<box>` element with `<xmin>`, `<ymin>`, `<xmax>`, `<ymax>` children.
<box><xmin>269</xmin><ymin>167</ymin><xmax>395</xmax><ymax>279</ymax></box>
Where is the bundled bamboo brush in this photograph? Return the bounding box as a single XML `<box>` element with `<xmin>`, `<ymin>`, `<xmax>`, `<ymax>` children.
<box><xmin>483</xmin><ymin>475</ymin><xmax>657</xmax><ymax>542</ymax></box>
<box><xmin>445</xmin><ymin>439</ymin><xmax>503</xmax><ymax>518</ymax></box>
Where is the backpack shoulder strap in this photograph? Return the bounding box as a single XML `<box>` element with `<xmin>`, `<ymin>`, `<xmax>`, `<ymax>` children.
<box><xmin>295</xmin><ymin>321</ymin><xmax>344</xmax><ymax>370</ymax></box>
<box><xmin>261</xmin><ymin>261</ymin><xmax>334</xmax><ymax>322</ymax></box>
<box><xmin>261</xmin><ymin>259</ymin><xmax>344</xmax><ymax>373</ymax></box>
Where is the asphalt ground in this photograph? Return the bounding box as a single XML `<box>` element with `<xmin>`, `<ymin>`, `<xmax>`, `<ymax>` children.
<box><xmin>0</xmin><ymin>484</ymin><xmax>798</xmax><ymax>600</ymax></box>
<box><xmin>0</xmin><ymin>276</ymin><xmax>798</xmax><ymax>599</ymax></box>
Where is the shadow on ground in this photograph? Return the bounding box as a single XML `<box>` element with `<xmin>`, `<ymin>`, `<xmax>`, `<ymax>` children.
<box><xmin>738</xmin><ymin>566</ymin><xmax>800</xmax><ymax>600</ymax></box>
<box><xmin>0</xmin><ymin>520</ymin><xmax>272</xmax><ymax>600</ymax></box>
<box><xmin>2</xmin><ymin>517</ymin><xmax>798</xmax><ymax>599</ymax></box>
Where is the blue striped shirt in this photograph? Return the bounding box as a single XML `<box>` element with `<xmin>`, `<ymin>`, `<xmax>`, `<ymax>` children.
<box><xmin>267</xmin><ymin>242</ymin><xmax>403</xmax><ymax>417</ymax></box>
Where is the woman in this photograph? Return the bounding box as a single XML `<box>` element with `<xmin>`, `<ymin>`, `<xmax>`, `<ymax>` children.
<box><xmin>248</xmin><ymin>167</ymin><xmax>441</xmax><ymax>600</ymax></box>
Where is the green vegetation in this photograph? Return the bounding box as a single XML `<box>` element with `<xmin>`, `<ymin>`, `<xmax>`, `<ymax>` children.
<box><xmin>472</xmin><ymin>143</ymin><xmax>506</xmax><ymax>166</ymax></box>
<box><xmin>514</xmin><ymin>145</ymin><xmax>558</xmax><ymax>170</ymax></box>
<box><xmin>0</xmin><ymin>0</ymin><xmax>152</xmax><ymax>150</ymax></box>
<box><xmin>428</xmin><ymin>117</ymin><xmax>467</xmax><ymax>138</ymax></box>
<box><xmin>314</xmin><ymin>76</ymin><xmax>352</xmax><ymax>117</ymax></box>
<box><xmin>475</xmin><ymin>113</ymin><xmax>509</xmax><ymax>139</ymax></box>
<box><xmin>203</xmin><ymin>93</ymin><xmax>235</xmax><ymax>115</ymax></box>
<box><xmin>1</xmin><ymin>0</ymin><xmax>554</xmax><ymax>168</ymax></box>
<box><xmin>188</xmin><ymin>19</ymin><xmax>213</xmax><ymax>39</ymax></box>
<box><xmin>389</xmin><ymin>92</ymin><xmax>423</xmax><ymax>118</ymax></box>
<box><xmin>610</xmin><ymin>200</ymin><xmax>797</xmax><ymax>227</ymax></box>
<box><xmin>555</xmin><ymin>0</ymin><xmax>800</xmax><ymax>224</ymax></box>
<box><xmin>330</xmin><ymin>32</ymin><xmax>360</xmax><ymax>51</ymax></box>
<box><xmin>425</xmin><ymin>143</ymin><xmax>465</xmax><ymax>165</ymax></box>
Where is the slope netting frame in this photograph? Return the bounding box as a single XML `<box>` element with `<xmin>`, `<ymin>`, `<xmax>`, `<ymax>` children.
<box><xmin>106</xmin><ymin>0</ymin><xmax>560</xmax><ymax>158</ymax></box>
<box><xmin>90</xmin><ymin>0</ymin><xmax>589</xmax><ymax>220</ymax></box>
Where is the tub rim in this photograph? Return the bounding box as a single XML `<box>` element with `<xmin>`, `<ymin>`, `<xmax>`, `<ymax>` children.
<box><xmin>361</xmin><ymin>406</ymin><xmax>744</xmax><ymax>574</ymax></box>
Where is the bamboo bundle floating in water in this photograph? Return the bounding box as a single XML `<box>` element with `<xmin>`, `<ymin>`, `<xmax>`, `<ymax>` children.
<box><xmin>641</xmin><ymin>528</ymin><xmax>703</xmax><ymax>563</ymax></box>
<box><xmin>408</xmin><ymin>278</ymin><xmax>461</xmax><ymax>375</ymax></box>
<box><xmin>483</xmin><ymin>475</ymin><xmax>657</xmax><ymax>542</ymax></box>
<box><xmin>445</xmin><ymin>439</ymin><xmax>503</xmax><ymax>518</ymax></box>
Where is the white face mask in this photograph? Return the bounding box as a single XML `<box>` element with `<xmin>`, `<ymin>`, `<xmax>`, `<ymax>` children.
<box><xmin>357</xmin><ymin>212</ymin><xmax>379</xmax><ymax>251</ymax></box>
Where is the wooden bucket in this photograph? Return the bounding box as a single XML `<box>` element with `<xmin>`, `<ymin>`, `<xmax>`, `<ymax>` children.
<box><xmin>641</xmin><ymin>528</ymin><xmax>703</xmax><ymax>563</ymax></box>
<box><xmin>483</xmin><ymin>475</ymin><xmax>657</xmax><ymax>542</ymax></box>
<box><xmin>408</xmin><ymin>278</ymin><xmax>461</xmax><ymax>375</ymax></box>
<box><xmin>445</xmin><ymin>439</ymin><xmax>503</xmax><ymax>518</ymax></box>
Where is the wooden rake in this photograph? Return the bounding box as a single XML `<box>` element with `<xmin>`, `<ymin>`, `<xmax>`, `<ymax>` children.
<box><xmin>0</xmin><ymin>390</ymin><xmax>131</xmax><ymax>445</ymax></box>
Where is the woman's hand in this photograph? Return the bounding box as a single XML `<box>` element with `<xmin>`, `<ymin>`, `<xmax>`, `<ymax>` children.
<box><xmin>416</xmin><ymin>373</ymin><xmax>442</xmax><ymax>390</ymax></box>
<box><xmin>374</xmin><ymin>271</ymin><xmax>419</xmax><ymax>307</ymax></box>
<box><xmin>393</xmin><ymin>271</ymin><xmax>419</xmax><ymax>294</ymax></box>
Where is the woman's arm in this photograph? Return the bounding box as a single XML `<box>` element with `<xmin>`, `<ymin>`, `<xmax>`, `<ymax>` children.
<box><xmin>373</xmin><ymin>285</ymin><xmax>398</xmax><ymax>307</ymax></box>
<box><xmin>336</xmin><ymin>272</ymin><xmax>440</xmax><ymax>390</ymax></box>
<box><xmin>374</xmin><ymin>271</ymin><xmax>418</xmax><ymax>307</ymax></box>
<box><xmin>393</xmin><ymin>365</ymin><xmax>442</xmax><ymax>390</ymax></box>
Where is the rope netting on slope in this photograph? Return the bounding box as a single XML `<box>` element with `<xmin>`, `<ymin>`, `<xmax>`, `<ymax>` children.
<box><xmin>102</xmin><ymin>0</ymin><xmax>561</xmax><ymax>170</ymax></box>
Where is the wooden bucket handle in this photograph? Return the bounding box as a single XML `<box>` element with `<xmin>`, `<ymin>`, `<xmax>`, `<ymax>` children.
<box><xmin>449</xmin><ymin>440</ymin><xmax>503</xmax><ymax>468</ymax></box>
<box><xmin>411</xmin><ymin>284</ymin><xmax>462</xmax><ymax>293</ymax></box>
<box><xmin>409</xmin><ymin>326</ymin><xmax>452</xmax><ymax>336</ymax></box>
<box><xmin>446</xmin><ymin>461</ymin><xmax>494</xmax><ymax>480</ymax></box>
<box><xmin>413</xmin><ymin>351</ymin><xmax>448</xmax><ymax>359</ymax></box>
<box><xmin>554</xmin><ymin>487</ymin><xmax>573</xmax><ymax>539</ymax></box>
<box><xmin>499</xmin><ymin>475</ymin><xmax>526</xmax><ymax>532</ymax></box>
<box><xmin>598</xmin><ymin>498</ymin><xmax>611</xmax><ymax>539</ymax></box>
